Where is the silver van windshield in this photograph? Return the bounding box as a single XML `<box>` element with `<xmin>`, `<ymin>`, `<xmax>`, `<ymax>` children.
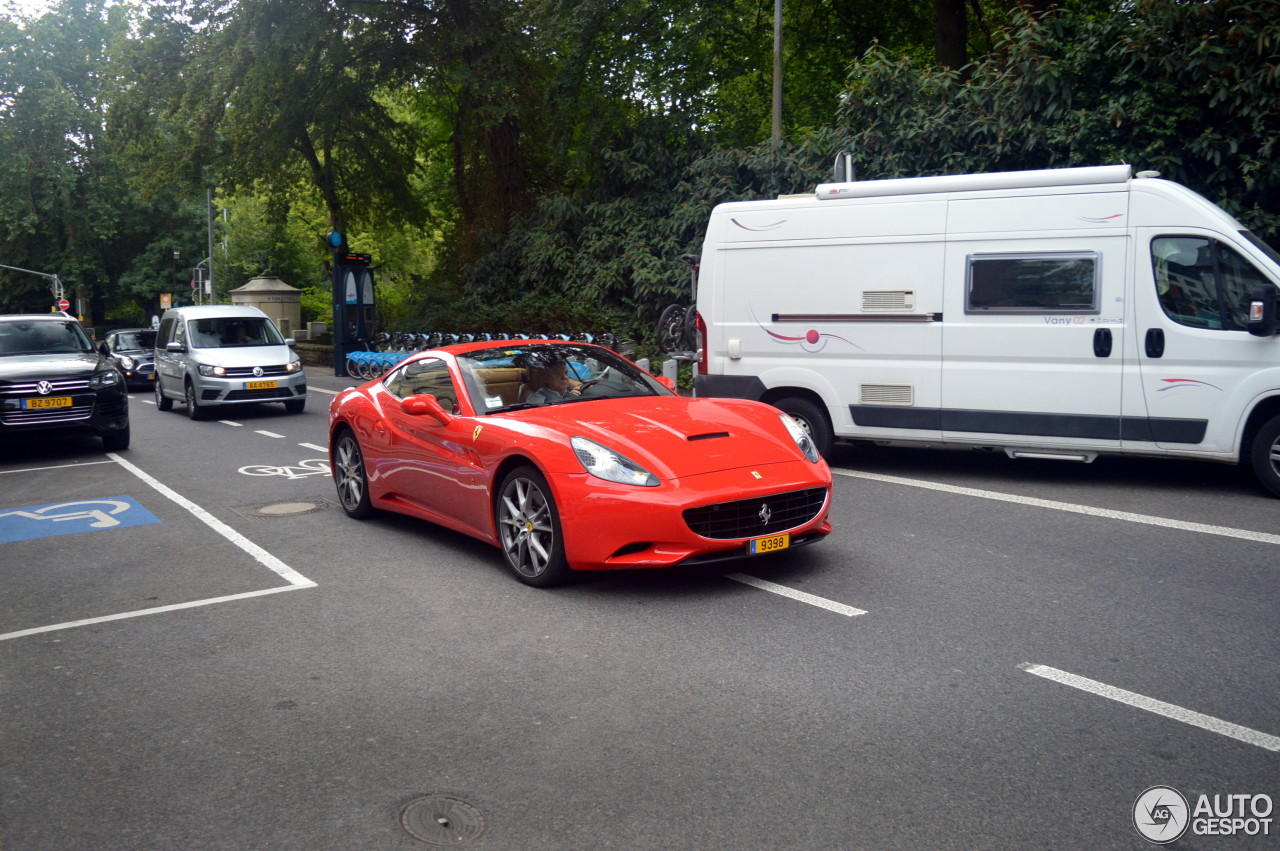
<box><xmin>186</xmin><ymin>317</ymin><xmax>283</xmax><ymax>348</ymax></box>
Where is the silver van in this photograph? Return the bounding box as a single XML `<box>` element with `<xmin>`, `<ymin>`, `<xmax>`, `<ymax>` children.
<box><xmin>154</xmin><ymin>305</ymin><xmax>307</xmax><ymax>419</ymax></box>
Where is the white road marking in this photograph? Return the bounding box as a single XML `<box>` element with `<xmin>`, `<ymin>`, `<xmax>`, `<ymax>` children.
<box><xmin>309</xmin><ymin>386</ymin><xmax>340</xmax><ymax>396</ymax></box>
<box><xmin>255</xmin><ymin>430</ymin><xmax>285</xmax><ymax>439</ymax></box>
<box><xmin>727</xmin><ymin>573</ymin><xmax>867</xmax><ymax>617</ymax></box>
<box><xmin>106</xmin><ymin>452</ymin><xmax>314</xmax><ymax>586</ymax></box>
<box><xmin>218</xmin><ymin>420</ymin><xmax>243</xmax><ymax>426</ymax></box>
<box><xmin>0</xmin><ymin>587</ymin><xmax>305</xmax><ymax>642</ymax></box>
<box><xmin>300</xmin><ymin>443</ymin><xmax>327</xmax><ymax>452</ymax></box>
<box><xmin>1021</xmin><ymin>664</ymin><xmax>1280</xmax><ymax>751</ymax></box>
<box><xmin>832</xmin><ymin>468</ymin><xmax>1280</xmax><ymax>546</ymax></box>
<box><xmin>0</xmin><ymin>460</ymin><xmax>116</xmax><ymax>476</ymax></box>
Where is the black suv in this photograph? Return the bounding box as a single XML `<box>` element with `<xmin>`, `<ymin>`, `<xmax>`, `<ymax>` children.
<box><xmin>0</xmin><ymin>314</ymin><xmax>130</xmax><ymax>451</ymax></box>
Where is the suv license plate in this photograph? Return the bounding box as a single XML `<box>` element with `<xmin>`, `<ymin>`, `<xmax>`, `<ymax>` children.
<box><xmin>23</xmin><ymin>396</ymin><xmax>72</xmax><ymax>409</ymax></box>
<box><xmin>245</xmin><ymin>380</ymin><xmax>278</xmax><ymax>390</ymax></box>
<box><xmin>749</xmin><ymin>533</ymin><xmax>790</xmax><ymax>555</ymax></box>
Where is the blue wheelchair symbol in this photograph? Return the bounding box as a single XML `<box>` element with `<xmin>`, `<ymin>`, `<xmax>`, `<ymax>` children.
<box><xmin>0</xmin><ymin>496</ymin><xmax>160</xmax><ymax>543</ymax></box>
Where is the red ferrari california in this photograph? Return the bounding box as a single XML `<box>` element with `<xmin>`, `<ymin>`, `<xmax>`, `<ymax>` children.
<box><xmin>328</xmin><ymin>340</ymin><xmax>832</xmax><ymax>586</ymax></box>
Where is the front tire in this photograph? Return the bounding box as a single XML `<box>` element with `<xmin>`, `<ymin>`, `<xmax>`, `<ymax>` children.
<box><xmin>333</xmin><ymin>428</ymin><xmax>374</xmax><ymax>518</ymax></box>
<box><xmin>155</xmin><ymin>378</ymin><xmax>173</xmax><ymax>411</ymax></box>
<box><xmin>496</xmin><ymin>466</ymin><xmax>570</xmax><ymax>587</ymax></box>
<box><xmin>1250</xmin><ymin>414</ymin><xmax>1280</xmax><ymax>498</ymax></box>
<box><xmin>773</xmin><ymin>396</ymin><xmax>834</xmax><ymax>458</ymax></box>
<box><xmin>185</xmin><ymin>381</ymin><xmax>207</xmax><ymax>420</ymax></box>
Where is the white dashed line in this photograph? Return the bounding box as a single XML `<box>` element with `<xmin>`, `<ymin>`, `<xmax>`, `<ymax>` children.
<box><xmin>727</xmin><ymin>573</ymin><xmax>867</xmax><ymax>617</ymax></box>
<box><xmin>1021</xmin><ymin>664</ymin><xmax>1280</xmax><ymax>751</ymax></box>
<box><xmin>299</xmin><ymin>443</ymin><xmax>327</xmax><ymax>452</ymax></box>
<box><xmin>255</xmin><ymin>430</ymin><xmax>286</xmax><ymax>439</ymax></box>
<box><xmin>218</xmin><ymin>420</ymin><xmax>244</xmax><ymax>426</ymax></box>
<box><xmin>833</xmin><ymin>468</ymin><xmax>1280</xmax><ymax>546</ymax></box>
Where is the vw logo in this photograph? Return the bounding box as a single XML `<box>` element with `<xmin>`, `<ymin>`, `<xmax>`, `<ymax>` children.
<box><xmin>758</xmin><ymin>504</ymin><xmax>772</xmax><ymax>525</ymax></box>
<box><xmin>36</xmin><ymin>380</ymin><xmax>53</xmax><ymax>395</ymax></box>
<box><xmin>252</xmin><ymin>366</ymin><xmax>264</xmax><ymax>377</ymax></box>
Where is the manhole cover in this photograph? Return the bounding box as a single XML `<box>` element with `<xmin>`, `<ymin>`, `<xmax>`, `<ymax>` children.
<box><xmin>400</xmin><ymin>795</ymin><xmax>486</xmax><ymax>846</ymax></box>
<box><xmin>233</xmin><ymin>499</ymin><xmax>336</xmax><ymax>520</ymax></box>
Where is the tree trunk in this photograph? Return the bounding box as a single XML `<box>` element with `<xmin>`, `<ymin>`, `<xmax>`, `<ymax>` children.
<box><xmin>935</xmin><ymin>0</ymin><xmax>968</xmax><ymax>70</ymax></box>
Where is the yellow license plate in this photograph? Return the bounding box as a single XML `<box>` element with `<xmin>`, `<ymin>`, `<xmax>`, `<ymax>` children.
<box><xmin>749</xmin><ymin>533</ymin><xmax>790</xmax><ymax>555</ymax></box>
<box><xmin>23</xmin><ymin>396</ymin><xmax>72</xmax><ymax>409</ymax></box>
<box><xmin>245</xmin><ymin>380</ymin><xmax>278</xmax><ymax>390</ymax></box>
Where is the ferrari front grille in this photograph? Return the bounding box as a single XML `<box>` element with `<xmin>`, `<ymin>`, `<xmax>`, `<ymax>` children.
<box><xmin>683</xmin><ymin>487</ymin><xmax>827</xmax><ymax>540</ymax></box>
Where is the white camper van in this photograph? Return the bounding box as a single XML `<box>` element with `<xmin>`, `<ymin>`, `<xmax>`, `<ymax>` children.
<box><xmin>693</xmin><ymin>165</ymin><xmax>1280</xmax><ymax>496</ymax></box>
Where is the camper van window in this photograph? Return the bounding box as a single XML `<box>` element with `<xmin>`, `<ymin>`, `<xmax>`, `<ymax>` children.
<box><xmin>1151</xmin><ymin>236</ymin><xmax>1266</xmax><ymax>331</ymax></box>
<box><xmin>966</xmin><ymin>252</ymin><xmax>1099</xmax><ymax>313</ymax></box>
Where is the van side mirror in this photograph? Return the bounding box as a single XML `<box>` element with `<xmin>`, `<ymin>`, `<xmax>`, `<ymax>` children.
<box><xmin>285</xmin><ymin>338</ymin><xmax>296</xmax><ymax>348</ymax></box>
<box><xmin>1247</xmin><ymin>283</ymin><xmax>1280</xmax><ymax>337</ymax></box>
<box><xmin>166</xmin><ymin>341</ymin><xmax>186</xmax><ymax>353</ymax></box>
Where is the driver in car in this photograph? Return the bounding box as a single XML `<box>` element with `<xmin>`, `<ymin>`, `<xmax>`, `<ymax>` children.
<box><xmin>525</xmin><ymin>361</ymin><xmax>580</xmax><ymax>405</ymax></box>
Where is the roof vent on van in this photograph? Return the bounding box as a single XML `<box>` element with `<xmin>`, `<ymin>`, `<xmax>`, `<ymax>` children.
<box><xmin>1136</xmin><ymin>170</ymin><xmax>1161</xmax><ymax>179</ymax></box>
<box><xmin>862</xmin><ymin>290</ymin><xmax>915</xmax><ymax>312</ymax></box>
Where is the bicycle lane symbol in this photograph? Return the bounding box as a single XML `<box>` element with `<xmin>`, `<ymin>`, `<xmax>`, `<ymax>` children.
<box><xmin>0</xmin><ymin>496</ymin><xmax>161</xmax><ymax>544</ymax></box>
<box><xmin>237</xmin><ymin>458</ymin><xmax>331</xmax><ymax>480</ymax></box>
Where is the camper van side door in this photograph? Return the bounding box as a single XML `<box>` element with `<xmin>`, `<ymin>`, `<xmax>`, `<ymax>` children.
<box><xmin>940</xmin><ymin>239</ymin><xmax>1126</xmax><ymax>448</ymax></box>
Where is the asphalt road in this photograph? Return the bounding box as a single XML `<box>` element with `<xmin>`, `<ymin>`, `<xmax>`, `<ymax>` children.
<box><xmin>2</xmin><ymin>372</ymin><xmax>1277</xmax><ymax>850</ymax></box>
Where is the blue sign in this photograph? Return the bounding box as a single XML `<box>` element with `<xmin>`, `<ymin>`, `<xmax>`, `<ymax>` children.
<box><xmin>0</xmin><ymin>495</ymin><xmax>160</xmax><ymax>544</ymax></box>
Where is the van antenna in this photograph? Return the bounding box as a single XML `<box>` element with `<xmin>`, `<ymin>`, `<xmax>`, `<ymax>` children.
<box><xmin>834</xmin><ymin>150</ymin><xmax>855</xmax><ymax>183</ymax></box>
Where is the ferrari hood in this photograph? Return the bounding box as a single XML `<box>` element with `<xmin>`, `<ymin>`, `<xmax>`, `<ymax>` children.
<box><xmin>513</xmin><ymin>396</ymin><xmax>807</xmax><ymax>479</ymax></box>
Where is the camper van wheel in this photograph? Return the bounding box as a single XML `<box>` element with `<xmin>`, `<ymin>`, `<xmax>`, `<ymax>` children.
<box><xmin>774</xmin><ymin>397</ymin><xmax>833</xmax><ymax>459</ymax></box>
<box><xmin>1250</xmin><ymin>415</ymin><xmax>1280</xmax><ymax>498</ymax></box>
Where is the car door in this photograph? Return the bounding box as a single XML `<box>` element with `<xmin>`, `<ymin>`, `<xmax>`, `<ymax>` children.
<box><xmin>154</xmin><ymin>314</ymin><xmax>186</xmax><ymax>394</ymax></box>
<box><xmin>375</xmin><ymin>357</ymin><xmax>487</xmax><ymax>526</ymax></box>
<box><xmin>1132</xmin><ymin>229</ymin><xmax>1280</xmax><ymax>453</ymax></box>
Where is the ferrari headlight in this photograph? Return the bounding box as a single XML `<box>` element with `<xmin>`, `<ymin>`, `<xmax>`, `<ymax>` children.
<box><xmin>571</xmin><ymin>436</ymin><xmax>659</xmax><ymax>487</ymax></box>
<box><xmin>88</xmin><ymin>370</ymin><xmax>120</xmax><ymax>389</ymax></box>
<box><xmin>780</xmin><ymin>413</ymin><xmax>820</xmax><ymax>463</ymax></box>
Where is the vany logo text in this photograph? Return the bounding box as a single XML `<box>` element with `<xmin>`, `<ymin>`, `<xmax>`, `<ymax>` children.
<box><xmin>1043</xmin><ymin>316</ymin><xmax>1123</xmax><ymax>325</ymax></box>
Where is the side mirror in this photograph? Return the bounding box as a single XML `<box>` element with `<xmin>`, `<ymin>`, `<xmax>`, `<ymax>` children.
<box><xmin>1247</xmin><ymin>283</ymin><xmax>1280</xmax><ymax>337</ymax></box>
<box><xmin>401</xmin><ymin>394</ymin><xmax>452</xmax><ymax>425</ymax></box>
<box><xmin>657</xmin><ymin>376</ymin><xmax>677</xmax><ymax>392</ymax></box>
<box><xmin>285</xmin><ymin>338</ymin><xmax>296</xmax><ymax>348</ymax></box>
<box><xmin>165</xmin><ymin>341</ymin><xmax>186</xmax><ymax>353</ymax></box>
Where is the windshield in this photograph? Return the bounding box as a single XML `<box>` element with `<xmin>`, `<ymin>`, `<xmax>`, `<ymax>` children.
<box><xmin>116</xmin><ymin>330</ymin><xmax>157</xmax><ymax>350</ymax></box>
<box><xmin>0</xmin><ymin>319</ymin><xmax>94</xmax><ymax>355</ymax></box>
<box><xmin>185</xmin><ymin>317</ymin><xmax>284</xmax><ymax>348</ymax></box>
<box><xmin>456</xmin><ymin>343</ymin><xmax>672</xmax><ymax>414</ymax></box>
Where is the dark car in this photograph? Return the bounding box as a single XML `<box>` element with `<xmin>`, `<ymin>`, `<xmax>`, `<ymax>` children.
<box><xmin>0</xmin><ymin>314</ymin><xmax>130</xmax><ymax>451</ymax></box>
<box><xmin>99</xmin><ymin>327</ymin><xmax>157</xmax><ymax>389</ymax></box>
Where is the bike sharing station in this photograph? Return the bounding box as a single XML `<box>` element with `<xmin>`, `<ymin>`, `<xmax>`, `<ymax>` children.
<box><xmin>327</xmin><ymin>230</ymin><xmax>376</xmax><ymax>378</ymax></box>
